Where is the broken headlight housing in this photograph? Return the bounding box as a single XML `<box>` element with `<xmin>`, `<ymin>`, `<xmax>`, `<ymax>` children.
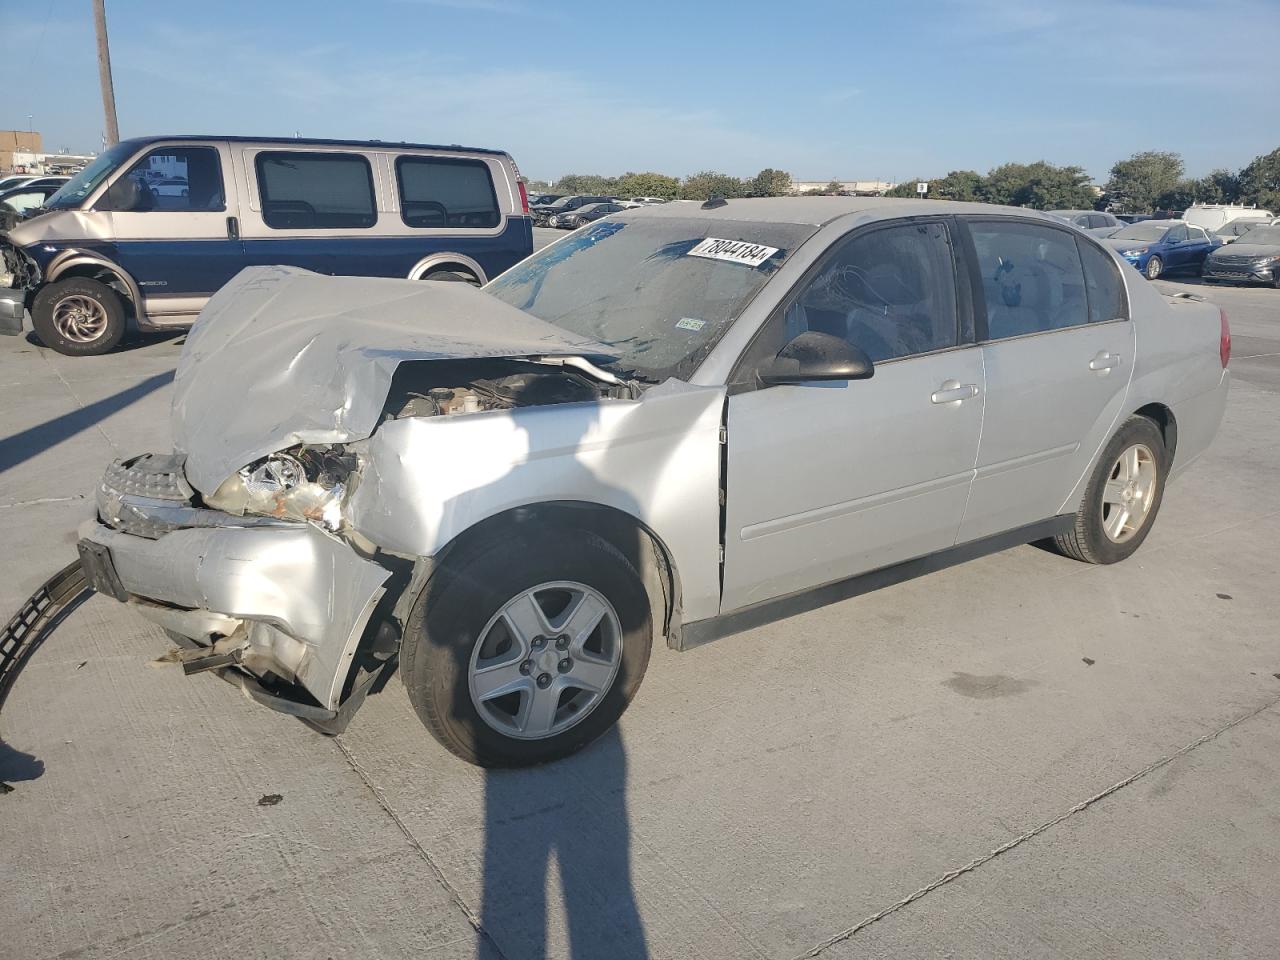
<box><xmin>205</xmin><ymin>447</ymin><xmax>358</xmax><ymax>531</ymax></box>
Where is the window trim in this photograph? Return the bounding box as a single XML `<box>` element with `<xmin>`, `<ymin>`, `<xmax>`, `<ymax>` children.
<box><xmin>100</xmin><ymin>144</ymin><xmax>226</xmax><ymax>214</ymax></box>
<box><xmin>254</xmin><ymin>150</ymin><xmax>378</xmax><ymax>231</ymax></box>
<box><xmin>728</xmin><ymin>214</ymin><xmax>975</xmax><ymax>394</ymax></box>
<box><xmin>394</xmin><ymin>154</ymin><xmax>500</xmax><ymax>230</ymax></box>
<box><xmin>956</xmin><ymin>215</ymin><xmax>1130</xmax><ymax>344</ymax></box>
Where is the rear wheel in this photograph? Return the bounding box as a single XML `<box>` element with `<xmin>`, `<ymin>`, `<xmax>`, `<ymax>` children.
<box><xmin>31</xmin><ymin>278</ymin><xmax>126</xmax><ymax>356</ymax></box>
<box><xmin>1144</xmin><ymin>256</ymin><xmax>1163</xmax><ymax>280</ymax></box>
<box><xmin>422</xmin><ymin>267</ymin><xmax>481</xmax><ymax>286</ymax></box>
<box><xmin>1052</xmin><ymin>415</ymin><xmax>1167</xmax><ymax>564</ymax></box>
<box><xmin>401</xmin><ymin>526</ymin><xmax>653</xmax><ymax>767</ymax></box>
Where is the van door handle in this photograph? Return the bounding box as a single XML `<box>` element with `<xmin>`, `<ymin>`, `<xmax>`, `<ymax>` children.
<box><xmin>1089</xmin><ymin>351</ymin><xmax>1120</xmax><ymax>372</ymax></box>
<box><xmin>226</xmin><ymin>216</ymin><xmax>239</xmax><ymax>240</ymax></box>
<box><xmin>931</xmin><ymin>380</ymin><xmax>979</xmax><ymax>404</ymax></box>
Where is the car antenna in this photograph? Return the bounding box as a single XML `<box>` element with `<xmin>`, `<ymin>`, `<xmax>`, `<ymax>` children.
<box><xmin>702</xmin><ymin>194</ymin><xmax>728</xmax><ymax>209</ymax></box>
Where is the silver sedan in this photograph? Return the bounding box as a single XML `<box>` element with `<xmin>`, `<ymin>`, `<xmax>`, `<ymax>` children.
<box><xmin>80</xmin><ymin>198</ymin><xmax>1230</xmax><ymax>766</ymax></box>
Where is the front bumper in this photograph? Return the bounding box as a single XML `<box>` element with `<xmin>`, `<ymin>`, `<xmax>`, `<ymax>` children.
<box><xmin>81</xmin><ymin>454</ymin><xmax>393</xmax><ymax>712</ymax></box>
<box><xmin>1202</xmin><ymin>262</ymin><xmax>1276</xmax><ymax>284</ymax></box>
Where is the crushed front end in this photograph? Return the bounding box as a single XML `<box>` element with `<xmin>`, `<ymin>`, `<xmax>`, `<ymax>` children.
<box><xmin>0</xmin><ymin>237</ymin><xmax>38</xmax><ymax>336</ymax></box>
<box><xmin>78</xmin><ymin>451</ymin><xmax>398</xmax><ymax>732</ymax></box>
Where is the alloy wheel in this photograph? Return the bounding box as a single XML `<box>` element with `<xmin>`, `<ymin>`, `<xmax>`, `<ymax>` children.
<box><xmin>51</xmin><ymin>295</ymin><xmax>109</xmax><ymax>343</ymax></box>
<box><xmin>468</xmin><ymin>581</ymin><xmax>623</xmax><ymax>740</ymax></box>
<box><xmin>1100</xmin><ymin>443</ymin><xmax>1157</xmax><ymax>543</ymax></box>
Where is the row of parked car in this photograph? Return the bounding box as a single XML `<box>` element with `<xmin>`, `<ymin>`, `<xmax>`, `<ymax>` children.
<box><xmin>1048</xmin><ymin>204</ymin><xmax>1279</xmax><ymax>286</ymax></box>
<box><xmin>528</xmin><ymin>193</ymin><xmax>668</xmax><ymax>228</ymax></box>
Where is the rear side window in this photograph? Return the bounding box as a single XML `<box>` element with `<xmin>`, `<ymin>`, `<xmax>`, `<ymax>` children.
<box><xmin>396</xmin><ymin>156</ymin><xmax>499</xmax><ymax>228</ymax></box>
<box><xmin>1077</xmin><ymin>240</ymin><xmax>1129</xmax><ymax>323</ymax></box>
<box><xmin>969</xmin><ymin>220</ymin><xmax>1089</xmax><ymax>339</ymax></box>
<box><xmin>255</xmin><ymin>152</ymin><xmax>376</xmax><ymax>230</ymax></box>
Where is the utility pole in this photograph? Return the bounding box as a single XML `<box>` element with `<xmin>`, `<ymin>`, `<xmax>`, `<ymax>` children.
<box><xmin>93</xmin><ymin>0</ymin><xmax>120</xmax><ymax>146</ymax></box>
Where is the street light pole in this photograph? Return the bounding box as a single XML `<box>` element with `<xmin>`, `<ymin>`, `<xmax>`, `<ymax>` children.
<box><xmin>93</xmin><ymin>0</ymin><xmax>120</xmax><ymax>146</ymax></box>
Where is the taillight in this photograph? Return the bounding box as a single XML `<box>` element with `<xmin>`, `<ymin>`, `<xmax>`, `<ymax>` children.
<box><xmin>517</xmin><ymin>181</ymin><xmax>529</xmax><ymax>215</ymax></box>
<box><xmin>1220</xmin><ymin>307</ymin><xmax>1231</xmax><ymax>368</ymax></box>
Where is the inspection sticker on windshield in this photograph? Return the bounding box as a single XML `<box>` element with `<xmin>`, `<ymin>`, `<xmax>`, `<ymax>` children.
<box><xmin>688</xmin><ymin>237</ymin><xmax>779</xmax><ymax>268</ymax></box>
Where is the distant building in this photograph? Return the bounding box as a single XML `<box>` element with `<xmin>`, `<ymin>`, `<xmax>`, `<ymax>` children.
<box><xmin>0</xmin><ymin>130</ymin><xmax>42</xmax><ymax>172</ymax></box>
<box><xmin>790</xmin><ymin>180</ymin><xmax>897</xmax><ymax>196</ymax></box>
<box><xmin>9</xmin><ymin>149</ymin><xmax>96</xmax><ymax>176</ymax></box>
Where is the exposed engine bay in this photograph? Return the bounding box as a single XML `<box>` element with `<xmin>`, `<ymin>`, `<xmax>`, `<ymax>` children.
<box><xmin>383</xmin><ymin>358</ymin><xmax>638</xmax><ymax>420</ymax></box>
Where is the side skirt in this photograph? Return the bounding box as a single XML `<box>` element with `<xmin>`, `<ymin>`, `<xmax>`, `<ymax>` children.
<box><xmin>677</xmin><ymin>515</ymin><xmax>1074</xmax><ymax>651</ymax></box>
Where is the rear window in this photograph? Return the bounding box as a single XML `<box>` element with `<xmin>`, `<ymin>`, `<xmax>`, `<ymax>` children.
<box><xmin>255</xmin><ymin>151</ymin><xmax>376</xmax><ymax>230</ymax></box>
<box><xmin>396</xmin><ymin>156</ymin><xmax>500</xmax><ymax>229</ymax></box>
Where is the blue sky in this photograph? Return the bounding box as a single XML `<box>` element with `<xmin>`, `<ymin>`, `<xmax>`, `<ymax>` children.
<box><xmin>8</xmin><ymin>0</ymin><xmax>1279</xmax><ymax>184</ymax></box>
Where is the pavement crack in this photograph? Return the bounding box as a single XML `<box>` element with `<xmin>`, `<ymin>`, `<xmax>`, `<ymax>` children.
<box><xmin>791</xmin><ymin>691</ymin><xmax>1280</xmax><ymax>960</ymax></box>
<box><xmin>332</xmin><ymin>735</ymin><xmax>509</xmax><ymax>960</ymax></box>
<box><xmin>0</xmin><ymin>494</ymin><xmax>87</xmax><ymax>509</ymax></box>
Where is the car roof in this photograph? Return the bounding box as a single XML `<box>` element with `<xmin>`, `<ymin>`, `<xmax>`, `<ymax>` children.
<box><xmin>115</xmin><ymin>134</ymin><xmax>510</xmax><ymax>157</ymax></box>
<box><xmin>616</xmin><ymin>196</ymin><xmax>1078</xmax><ymax>227</ymax></box>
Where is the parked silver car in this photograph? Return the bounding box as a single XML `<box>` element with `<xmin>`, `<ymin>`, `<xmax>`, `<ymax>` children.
<box><xmin>78</xmin><ymin>198</ymin><xmax>1231</xmax><ymax>766</ymax></box>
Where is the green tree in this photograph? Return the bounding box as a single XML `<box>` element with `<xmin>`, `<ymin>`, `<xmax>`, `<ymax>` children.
<box><xmin>553</xmin><ymin>173</ymin><xmax>619</xmax><ymax>195</ymax></box>
<box><xmin>1191</xmin><ymin>168</ymin><xmax>1241</xmax><ymax>204</ymax></box>
<box><xmin>1155</xmin><ymin>180</ymin><xmax>1198</xmax><ymax>212</ymax></box>
<box><xmin>980</xmin><ymin>161</ymin><xmax>1095</xmax><ymax>209</ymax></box>
<box><xmin>885</xmin><ymin>178</ymin><xmax>928</xmax><ymax>199</ymax></box>
<box><xmin>1238</xmin><ymin>147</ymin><xmax>1280</xmax><ymax>207</ymax></box>
<box><xmin>680</xmin><ymin>171</ymin><xmax>744</xmax><ymax>200</ymax></box>
<box><xmin>931</xmin><ymin>170</ymin><xmax>983</xmax><ymax>201</ymax></box>
<box><xmin>1104</xmin><ymin>151</ymin><xmax>1184</xmax><ymax>214</ymax></box>
<box><xmin>614</xmin><ymin>171</ymin><xmax>681</xmax><ymax>199</ymax></box>
<box><xmin>745</xmin><ymin>168</ymin><xmax>793</xmax><ymax>197</ymax></box>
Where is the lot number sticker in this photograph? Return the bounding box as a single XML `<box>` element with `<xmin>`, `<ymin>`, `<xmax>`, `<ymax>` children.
<box><xmin>688</xmin><ymin>237</ymin><xmax>780</xmax><ymax>268</ymax></box>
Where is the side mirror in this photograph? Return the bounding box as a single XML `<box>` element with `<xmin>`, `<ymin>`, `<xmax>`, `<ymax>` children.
<box><xmin>758</xmin><ymin>331</ymin><xmax>874</xmax><ymax>385</ymax></box>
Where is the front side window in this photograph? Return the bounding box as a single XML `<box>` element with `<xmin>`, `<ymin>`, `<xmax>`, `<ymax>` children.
<box><xmin>97</xmin><ymin>145</ymin><xmax>225</xmax><ymax>213</ymax></box>
<box><xmin>1165</xmin><ymin>225</ymin><xmax>1188</xmax><ymax>243</ymax></box>
<box><xmin>256</xmin><ymin>152</ymin><xmax>376</xmax><ymax>230</ymax></box>
<box><xmin>396</xmin><ymin>156</ymin><xmax>499</xmax><ymax>229</ymax></box>
<box><xmin>969</xmin><ymin>220</ymin><xmax>1089</xmax><ymax>339</ymax></box>
<box><xmin>783</xmin><ymin>221</ymin><xmax>960</xmax><ymax>362</ymax></box>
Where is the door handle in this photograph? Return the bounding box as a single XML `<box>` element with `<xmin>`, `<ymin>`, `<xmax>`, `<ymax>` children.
<box><xmin>931</xmin><ymin>380</ymin><xmax>979</xmax><ymax>404</ymax></box>
<box><xmin>1089</xmin><ymin>351</ymin><xmax>1120</xmax><ymax>372</ymax></box>
<box><xmin>226</xmin><ymin>216</ymin><xmax>240</xmax><ymax>240</ymax></box>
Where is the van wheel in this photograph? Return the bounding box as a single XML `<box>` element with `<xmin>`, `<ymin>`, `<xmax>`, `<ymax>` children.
<box><xmin>400</xmin><ymin>526</ymin><xmax>653</xmax><ymax>767</ymax></box>
<box><xmin>422</xmin><ymin>267</ymin><xmax>481</xmax><ymax>287</ymax></box>
<box><xmin>1052</xmin><ymin>416</ymin><xmax>1167</xmax><ymax>564</ymax></box>
<box><xmin>31</xmin><ymin>278</ymin><xmax>126</xmax><ymax>356</ymax></box>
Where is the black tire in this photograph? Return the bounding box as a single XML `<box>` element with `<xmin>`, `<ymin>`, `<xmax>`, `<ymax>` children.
<box><xmin>401</xmin><ymin>525</ymin><xmax>653</xmax><ymax>767</ymax></box>
<box><xmin>1052</xmin><ymin>415</ymin><xmax>1167</xmax><ymax>565</ymax></box>
<box><xmin>31</xmin><ymin>278</ymin><xmax>126</xmax><ymax>356</ymax></box>
<box><xmin>1144</xmin><ymin>256</ymin><xmax>1163</xmax><ymax>280</ymax></box>
<box><xmin>422</xmin><ymin>267</ymin><xmax>481</xmax><ymax>286</ymax></box>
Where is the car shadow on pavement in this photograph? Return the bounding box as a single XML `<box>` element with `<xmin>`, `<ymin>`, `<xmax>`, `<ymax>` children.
<box><xmin>480</xmin><ymin>727</ymin><xmax>648</xmax><ymax>959</ymax></box>
<box><xmin>0</xmin><ymin>370</ymin><xmax>173</xmax><ymax>474</ymax></box>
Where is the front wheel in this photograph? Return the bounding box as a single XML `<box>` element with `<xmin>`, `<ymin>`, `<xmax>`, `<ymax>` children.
<box><xmin>1052</xmin><ymin>415</ymin><xmax>1167</xmax><ymax>564</ymax></box>
<box><xmin>401</xmin><ymin>526</ymin><xmax>653</xmax><ymax>767</ymax></box>
<box><xmin>1144</xmin><ymin>256</ymin><xmax>1163</xmax><ymax>280</ymax></box>
<box><xmin>31</xmin><ymin>277</ymin><xmax>127</xmax><ymax>356</ymax></box>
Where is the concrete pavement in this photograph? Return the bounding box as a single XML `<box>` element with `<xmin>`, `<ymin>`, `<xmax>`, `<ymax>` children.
<box><xmin>1</xmin><ymin>277</ymin><xmax>1278</xmax><ymax>960</ymax></box>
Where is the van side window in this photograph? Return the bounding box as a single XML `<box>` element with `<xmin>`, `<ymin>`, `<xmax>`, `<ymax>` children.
<box><xmin>969</xmin><ymin>220</ymin><xmax>1089</xmax><ymax>339</ymax></box>
<box><xmin>98</xmin><ymin>146</ymin><xmax>225</xmax><ymax>213</ymax></box>
<box><xmin>1076</xmin><ymin>240</ymin><xmax>1129</xmax><ymax>323</ymax></box>
<box><xmin>255</xmin><ymin>152</ymin><xmax>377</xmax><ymax>230</ymax></box>
<box><xmin>396</xmin><ymin>156</ymin><xmax>500</xmax><ymax>228</ymax></box>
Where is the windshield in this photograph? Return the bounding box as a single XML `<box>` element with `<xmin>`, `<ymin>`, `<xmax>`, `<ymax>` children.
<box><xmin>43</xmin><ymin>141</ymin><xmax>136</xmax><ymax>210</ymax></box>
<box><xmin>1236</xmin><ymin>226</ymin><xmax>1280</xmax><ymax>245</ymax></box>
<box><xmin>1112</xmin><ymin>223</ymin><xmax>1170</xmax><ymax>243</ymax></box>
<box><xmin>486</xmin><ymin>217</ymin><xmax>815</xmax><ymax>382</ymax></box>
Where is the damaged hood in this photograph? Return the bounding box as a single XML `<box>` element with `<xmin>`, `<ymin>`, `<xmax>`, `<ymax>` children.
<box><xmin>173</xmin><ymin>266</ymin><xmax>615</xmax><ymax>493</ymax></box>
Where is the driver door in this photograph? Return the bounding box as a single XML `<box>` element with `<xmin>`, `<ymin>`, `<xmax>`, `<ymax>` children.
<box><xmin>720</xmin><ymin>218</ymin><xmax>985</xmax><ymax>613</ymax></box>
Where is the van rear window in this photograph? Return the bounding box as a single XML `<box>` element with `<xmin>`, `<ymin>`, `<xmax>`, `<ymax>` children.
<box><xmin>396</xmin><ymin>156</ymin><xmax>500</xmax><ymax>229</ymax></box>
<box><xmin>255</xmin><ymin>152</ymin><xmax>377</xmax><ymax>230</ymax></box>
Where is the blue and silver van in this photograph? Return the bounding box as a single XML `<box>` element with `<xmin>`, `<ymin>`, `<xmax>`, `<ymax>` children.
<box><xmin>0</xmin><ymin>135</ymin><xmax>532</xmax><ymax>355</ymax></box>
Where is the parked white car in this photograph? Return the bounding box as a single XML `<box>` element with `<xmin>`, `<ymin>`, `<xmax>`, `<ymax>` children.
<box><xmin>79</xmin><ymin>198</ymin><xmax>1230</xmax><ymax>766</ymax></box>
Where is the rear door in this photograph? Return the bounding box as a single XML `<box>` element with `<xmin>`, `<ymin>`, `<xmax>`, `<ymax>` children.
<box><xmin>721</xmin><ymin>218</ymin><xmax>985</xmax><ymax>611</ymax></box>
<box><xmin>95</xmin><ymin>141</ymin><xmax>244</xmax><ymax>311</ymax></box>
<box><xmin>957</xmin><ymin>218</ymin><xmax>1134</xmax><ymax>542</ymax></box>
